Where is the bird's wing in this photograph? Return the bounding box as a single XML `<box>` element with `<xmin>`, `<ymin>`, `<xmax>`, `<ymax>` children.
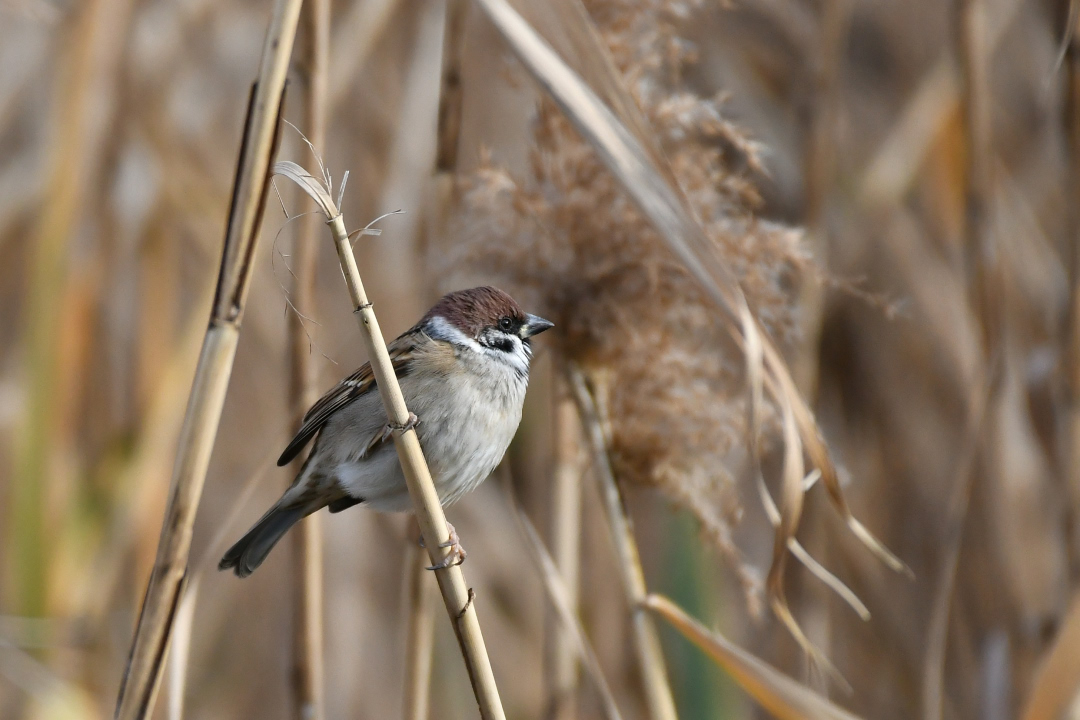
<box><xmin>277</xmin><ymin>332</ymin><xmax>419</xmax><ymax>466</ymax></box>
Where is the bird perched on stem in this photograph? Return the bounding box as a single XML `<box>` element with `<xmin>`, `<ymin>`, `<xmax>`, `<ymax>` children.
<box><xmin>220</xmin><ymin>286</ymin><xmax>553</xmax><ymax>578</ymax></box>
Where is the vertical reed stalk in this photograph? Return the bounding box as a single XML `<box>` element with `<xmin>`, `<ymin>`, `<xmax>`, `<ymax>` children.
<box><xmin>956</xmin><ymin>0</ymin><xmax>1000</xmax><ymax>345</ymax></box>
<box><xmin>402</xmin><ymin>542</ymin><xmax>438</xmax><ymax>720</ymax></box>
<box><xmin>794</xmin><ymin>0</ymin><xmax>852</xmax><ymax>397</ymax></box>
<box><xmin>289</xmin><ymin>1</ymin><xmax>329</xmax><ymax>718</ymax></box>
<box><xmin>328</xmin><ymin>0</ymin><xmax>402</xmax><ymax>112</ymax></box>
<box><xmin>113</xmin><ymin>1</ymin><xmax>303</xmax><ymax>717</ymax></box>
<box><xmin>923</xmin><ymin>3</ymin><xmax>1000</xmax><ymax>718</ymax></box>
<box><xmin>567</xmin><ymin>365</ymin><xmax>678</xmax><ymax>720</ymax></box>
<box><xmin>1060</xmin><ymin>0</ymin><xmax>1080</xmax><ymax>584</ymax></box>
<box><xmin>13</xmin><ymin>0</ymin><xmax>133</xmax><ymax>619</ymax></box>
<box><xmin>399</xmin><ymin>6</ymin><xmax>467</xmax><ymax>716</ymax></box>
<box><xmin>545</xmin><ymin>370</ymin><xmax>583</xmax><ymax>720</ymax></box>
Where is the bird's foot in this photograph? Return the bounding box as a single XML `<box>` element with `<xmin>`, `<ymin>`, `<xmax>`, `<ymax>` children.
<box><xmin>426</xmin><ymin>521</ymin><xmax>467</xmax><ymax>570</ymax></box>
<box><xmin>380</xmin><ymin>412</ymin><xmax>419</xmax><ymax>443</ymax></box>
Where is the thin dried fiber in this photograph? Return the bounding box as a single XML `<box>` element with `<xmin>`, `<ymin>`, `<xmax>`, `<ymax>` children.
<box><xmin>441</xmin><ymin>0</ymin><xmax>807</xmax><ymax>594</ymax></box>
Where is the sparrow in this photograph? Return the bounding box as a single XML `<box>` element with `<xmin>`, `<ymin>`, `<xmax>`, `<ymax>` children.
<box><xmin>219</xmin><ymin>286</ymin><xmax>553</xmax><ymax>578</ymax></box>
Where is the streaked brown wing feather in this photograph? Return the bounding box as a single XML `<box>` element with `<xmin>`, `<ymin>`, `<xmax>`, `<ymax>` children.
<box><xmin>277</xmin><ymin>333</ymin><xmax>418</xmax><ymax>466</ymax></box>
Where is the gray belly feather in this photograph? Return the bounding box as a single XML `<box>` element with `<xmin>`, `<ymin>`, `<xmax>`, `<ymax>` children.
<box><xmin>311</xmin><ymin>355</ymin><xmax>526</xmax><ymax>513</ymax></box>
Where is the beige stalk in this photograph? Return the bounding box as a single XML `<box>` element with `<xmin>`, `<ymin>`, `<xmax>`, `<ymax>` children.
<box><xmin>545</xmin><ymin>371</ymin><xmax>584</xmax><ymax>720</ymax></box>
<box><xmin>113</xmin><ymin>1</ymin><xmax>303</xmax><ymax>718</ymax></box>
<box><xmin>401</xmin><ymin>543</ymin><xmax>438</xmax><ymax>720</ymax></box>
<box><xmin>288</xmin><ymin>0</ymin><xmax>330</xmax><ymax>717</ymax></box>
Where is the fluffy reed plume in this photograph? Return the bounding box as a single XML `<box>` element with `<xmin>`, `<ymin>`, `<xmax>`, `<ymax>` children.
<box><xmin>444</xmin><ymin>0</ymin><xmax>806</xmax><ymax>600</ymax></box>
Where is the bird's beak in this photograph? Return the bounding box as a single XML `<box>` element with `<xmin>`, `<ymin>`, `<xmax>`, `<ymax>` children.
<box><xmin>521</xmin><ymin>314</ymin><xmax>554</xmax><ymax>338</ymax></box>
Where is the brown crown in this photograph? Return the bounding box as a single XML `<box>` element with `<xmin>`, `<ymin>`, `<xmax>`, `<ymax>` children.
<box><xmin>420</xmin><ymin>286</ymin><xmax>526</xmax><ymax>338</ymax></box>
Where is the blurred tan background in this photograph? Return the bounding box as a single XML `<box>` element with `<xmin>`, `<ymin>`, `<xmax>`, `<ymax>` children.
<box><xmin>1</xmin><ymin>0</ymin><xmax>1079</xmax><ymax>718</ymax></box>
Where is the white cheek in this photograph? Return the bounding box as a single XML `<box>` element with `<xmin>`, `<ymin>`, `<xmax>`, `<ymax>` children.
<box><xmin>426</xmin><ymin>315</ymin><xmax>484</xmax><ymax>353</ymax></box>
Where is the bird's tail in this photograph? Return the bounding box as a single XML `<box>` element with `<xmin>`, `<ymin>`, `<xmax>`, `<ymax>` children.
<box><xmin>219</xmin><ymin>504</ymin><xmax>306</xmax><ymax>578</ymax></box>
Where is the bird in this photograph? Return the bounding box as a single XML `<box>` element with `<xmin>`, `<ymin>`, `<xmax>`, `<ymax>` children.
<box><xmin>219</xmin><ymin>286</ymin><xmax>553</xmax><ymax>578</ymax></box>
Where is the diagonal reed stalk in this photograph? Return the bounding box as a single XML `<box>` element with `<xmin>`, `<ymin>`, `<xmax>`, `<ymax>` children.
<box><xmin>113</xmin><ymin>1</ymin><xmax>303</xmax><ymax>717</ymax></box>
<box><xmin>273</xmin><ymin>160</ymin><xmax>506</xmax><ymax>720</ymax></box>
<box><xmin>567</xmin><ymin>365</ymin><xmax>678</xmax><ymax>720</ymax></box>
<box><xmin>288</xmin><ymin>0</ymin><xmax>330</xmax><ymax>717</ymax></box>
<box><xmin>168</xmin><ymin>455</ymin><xmax>277</xmax><ymax>720</ymax></box>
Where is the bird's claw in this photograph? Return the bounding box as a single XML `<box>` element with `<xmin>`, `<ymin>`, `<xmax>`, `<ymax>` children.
<box><xmin>381</xmin><ymin>412</ymin><xmax>419</xmax><ymax>443</ymax></box>
<box><xmin>426</xmin><ymin>521</ymin><xmax>467</xmax><ymax>570</ymax></box>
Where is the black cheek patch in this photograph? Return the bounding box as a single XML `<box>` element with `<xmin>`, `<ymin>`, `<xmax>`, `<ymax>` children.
<box><xmin>491</xmin><ymin>337</ymin><xmax>515</xmax><ymax>354</ymax></box>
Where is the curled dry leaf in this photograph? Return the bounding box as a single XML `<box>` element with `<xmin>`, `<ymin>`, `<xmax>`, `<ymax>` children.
<box><xmin>273</xmin><ymin>160</ymin><xmax>338</xmax><ymax>218</ymax></box>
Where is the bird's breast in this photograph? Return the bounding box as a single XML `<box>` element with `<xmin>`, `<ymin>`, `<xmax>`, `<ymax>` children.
<box><xmin>405</xmin><ymin>360</ymin><xmax>526</xmax><ymax>505</ymax></box>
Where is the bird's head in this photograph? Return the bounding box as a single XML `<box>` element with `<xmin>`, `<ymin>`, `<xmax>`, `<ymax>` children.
<box><xmin>421</xmin><ymin>286</ymin><xmax>554</xmax><ymax>374</ymax></box>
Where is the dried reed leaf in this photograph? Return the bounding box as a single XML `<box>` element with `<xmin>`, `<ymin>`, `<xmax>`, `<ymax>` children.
<box><xmin>476</xmin><ymin>0</ymin><xmax>753</xmax><ymax>318</ymax></box>
<box><xmin>742</xmin><ymin>297</ymin><xmax>870</xmax><ymax>622</ymax></box>
<box><xmin>274</xmin><ymin>160</ymin><xmax>338</xmax><ymax>218</ymax></box>
<box><xmin>769</xmin><ymin>394</ymin><xmax>806</xmax><ymax>615</ymax></box>
<box><xmin>778</xmin><ymin>353</ymin><xmax>912</xmax><ymax>578</ymax></box>
<box><xmin>763</xmin><ymin>397</ymin><xmax>849</xmax><ymax>690</ymax></box>
<box><xmin>643</xmin><ymin>595</ymin><xmax>865</xmax><ymax>720</ymax></box>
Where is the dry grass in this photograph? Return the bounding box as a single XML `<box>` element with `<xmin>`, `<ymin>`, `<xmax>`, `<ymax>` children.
<box><xmin>1</xmin><ymin>0</ymin><xmax>1079</xmax><ymax>718</ymax></box>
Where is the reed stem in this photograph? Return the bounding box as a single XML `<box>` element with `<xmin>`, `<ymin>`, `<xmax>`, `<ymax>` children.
<box><xmin>545</xmin><ymin>371</ymin><xmax>584</xmax><ymax>720</ymax></box>
<box><xmin>1062</xmin><ymin>0</ymin><xmax>1080</xmax><ymax>586</ymax></box>
<box><xmin>113</xmin><ymin>1</ymin><xmax>303</xmax><ymax>716</ymax></box>
<box><xmin>402</xmin><ymin>542</ymin><xmax>437</xmax><ymax>720</ymax></box>
<box><xmin>288</xmin><ymin>0</ymin><xmax>330</xmax><ymax>717</ymax></box>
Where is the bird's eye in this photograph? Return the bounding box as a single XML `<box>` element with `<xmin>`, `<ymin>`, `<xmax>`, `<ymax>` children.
<box><xmin>499</xmin><ymin>316</ymin><xmax>513</xmax><ymax>331</ymax></box>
